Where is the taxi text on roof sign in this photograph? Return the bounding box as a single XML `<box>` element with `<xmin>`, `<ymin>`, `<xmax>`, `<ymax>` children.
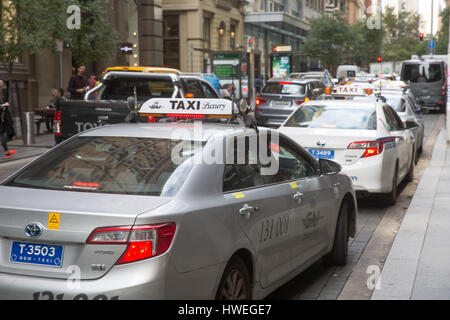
<box><xmin>139</xmin><ymin>98</ymin><xmax>235</xmax><ymax>118</ymax></box>
<box><xmin>332</xmin><ymin>85</ymin><xmax>374</xmax><ymax>97</ymax></box>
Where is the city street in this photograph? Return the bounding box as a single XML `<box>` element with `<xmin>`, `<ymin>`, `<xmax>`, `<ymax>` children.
<box><xmin>0</xmin><ymin>113</ymin><xmax>443</xmax><ymax>300</ymax></box>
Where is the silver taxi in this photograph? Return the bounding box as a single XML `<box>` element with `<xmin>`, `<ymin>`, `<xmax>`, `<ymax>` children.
<box><xmin>0</xmin><ymin>99</ymin><xmax>356</xmax><ymax>300</ymax></box>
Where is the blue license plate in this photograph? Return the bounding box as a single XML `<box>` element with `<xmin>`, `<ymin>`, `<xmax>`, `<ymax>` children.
<box><xmin>9</xmin><ymin>242</ymin><xmax>64</xmax><ymax>268</ymax></box>
<box><xmin>308</xmin><ymin>149</ymin><xmax>335</xmax><ymax>159</ymax></box>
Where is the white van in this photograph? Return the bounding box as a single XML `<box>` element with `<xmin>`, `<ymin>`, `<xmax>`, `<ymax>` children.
<box><xmin>336</xmin><ymin>65</ymin><xmax>359</xmax><ymax>79</ymax></box>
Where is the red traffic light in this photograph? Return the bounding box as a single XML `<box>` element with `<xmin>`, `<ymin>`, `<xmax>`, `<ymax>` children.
<box><xmin>377</xmin><ymin>56</ymin><xmax>382</xmax><ymax>63</ymax></box>
<box><xmin>419</xmin><ymin>33</ymin><xmax>424</xmax><ymax>41</ymax></box>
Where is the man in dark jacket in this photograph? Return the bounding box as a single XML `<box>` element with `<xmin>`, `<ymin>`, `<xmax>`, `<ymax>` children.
<box><xmin>67</xmin><ymin>64</ymin><xmax>88</xmax><ymax>100</ymax></box>
<box><xmin>0</xmin><ymin>80</ymin><xmax>16</xmax><ymax>158</ymax></box>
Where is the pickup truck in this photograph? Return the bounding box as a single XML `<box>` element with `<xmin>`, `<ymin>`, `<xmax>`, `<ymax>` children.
<box><xmin>54</xmin><ymin>69</ymin><xmax>221</xmax><ymax>144</ymax></box>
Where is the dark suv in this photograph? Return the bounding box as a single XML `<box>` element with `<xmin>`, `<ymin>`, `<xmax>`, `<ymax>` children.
<box><xmin>255</xmin><ymin>78</ymin><xmax>325</xmax><ymax>127</ymax></box>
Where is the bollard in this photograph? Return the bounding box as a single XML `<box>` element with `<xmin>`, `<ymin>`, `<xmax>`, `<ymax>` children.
<box><xmin>21</xmin><ymin>112</ymin><xmax>35</xmax><ymax>145</ymax></box>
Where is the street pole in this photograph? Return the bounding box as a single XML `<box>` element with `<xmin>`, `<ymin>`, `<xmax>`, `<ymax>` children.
<box><xmin>446</xmin><ymin>13</ymin><xmax>450</xmax><ymax>142</ymax></box>
<box><xmin>431</xmin><ymin>0</ymin><xmax>434</xmax><ymax>55</ymax></box>
<box><xmin>249</xmin><ymin>47</ymin><xmax>255</xmax><ymax>111</ymax></box>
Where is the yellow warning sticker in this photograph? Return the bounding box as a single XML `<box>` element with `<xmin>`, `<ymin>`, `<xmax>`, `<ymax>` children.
<box><xmin>48</xmin><ymin>212</ymin><xmax>61</xmax><ymax>230</ymax></box>
<box><xmin>232</xmin><ymin>192</ymin><xmax>246</xmax><ymax>199</ymax></box>
<box><xmin>290</xmin><ymin>182</ymin><xmax>299</xmax><ymax>189</ymax></box>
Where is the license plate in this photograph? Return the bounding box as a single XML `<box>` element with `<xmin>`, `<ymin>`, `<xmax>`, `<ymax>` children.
<box><xmin>9</xmin><ymin>241</ymin><xmax>64</xmax><ymax>268</ymax></box>
<box><xmin>308</xmin><ymin>149</ymin><xmax>335</xmax><ymax>159</ymax></box>
<box><xmin>273</xmin><ymin>100</ymin><xmax>290</xmax><ymax>106</ymax></box>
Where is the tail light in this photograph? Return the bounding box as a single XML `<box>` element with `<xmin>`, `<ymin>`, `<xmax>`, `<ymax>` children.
<box><xmin>256</xmin><ymin>97</ymin><xmax>267</xmax><ymax>106</ymax></box>
<box><xmin>87</xmin><ymin>223</ymin><xmax>176</xmax><ymax>264</ymax></box>
<box><xmin>295</xmin><ymin>100</ymin><xmax>305</xmax><ymax>105</ymax></box>
<box><xmin>348</xmin><ymin>141</ymin><xmax>384</xmax><ymax>158</ymax></box>
<box><xmin>54</xmin><ymin>110</ymin><xmax>62</xmax><ymax>136</ymax></box>
<box><xmin>442</xmin><ymin>81</ymin><xmax>446</xmax><ymax>96</ymax></box>
<box><xmin>146</xmin><ymin>116</ymin><xmax>158</xmax><ymax>123</ymax></box>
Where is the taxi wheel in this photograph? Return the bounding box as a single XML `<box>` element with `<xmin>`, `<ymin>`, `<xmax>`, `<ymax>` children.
<box><xmin>406</xmin><ymin>150</ymin><xmax>415</xmax><ymax>183</ymax></box>
<box><xmin>216</xmin><ymin>257</ymin><xmax>252</xmax><ymax>300</ymax></box>
<box><xmin>383</xmin><ymin>164</ymin><xmax>398</xmax><ymax>206</ymax></box>
<box><xmin>324</xmin><ymin>201</ymin><xmax>349</xmax><ymax>266</ymax></box>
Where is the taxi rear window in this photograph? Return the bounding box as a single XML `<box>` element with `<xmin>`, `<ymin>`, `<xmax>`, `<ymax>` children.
<box><xmin>262</xmin><ymin>83</ymin><xmax>306</xmax><ymax>95</ymax></box>
<box><xmin>101</xmin><ymin>77</ymin><xmax>175</xmax><ymax>100</ymax></box>
<box><xmin>4</xmin><ymin>137</ymin><xmax>202</xmax><ymax>196</ymax></box>
<box><xmin>285</xmin><ymin>105</ymin><xmax>377</xmax><ymax>130</ymax></box>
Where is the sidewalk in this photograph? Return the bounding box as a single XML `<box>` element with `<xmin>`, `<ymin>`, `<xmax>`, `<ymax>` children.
<box><xmin>0</xmin><ymin>133</ymin><xmax>55</xmax><ymax>164</ymax></box>
<box><xmin>372</xmin><ymin>128</ymin><xmax>450</xmax><ymax>300</ymax></box>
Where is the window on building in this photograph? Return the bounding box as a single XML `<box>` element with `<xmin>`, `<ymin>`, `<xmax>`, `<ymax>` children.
<box><xmin>230</xmin><ymin>24</ymin><xmax>236</xmax><ymax>50</ymax></box>
<box><xmin>203</xmin><ymin>17</ymin><xmax>211</xmax><ymax>51</ymax></box>
<box><xmin>163</xmin><ymin>15</ymin><xmax>180</xmax><ymax>70</ymax></box>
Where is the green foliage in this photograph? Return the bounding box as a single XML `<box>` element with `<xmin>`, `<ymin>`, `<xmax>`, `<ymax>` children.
<box><xmin>435</xmin><ymin>7</ymin><xmax>450</xmax><ymax>54</ymax></box>
<box><xmin>382</xmin><ymin>6</ymin><xmax>428</xmax><ymax>61</ymax></box>
<box><xmin>0</xmin><ymin>0</ymin><xmax>118</xmax><ymax>67</ymax></box>
<box><xmin>304</xmin><ymin>12</ymin><xmax>355</xmax><ymax>70</ymax></box>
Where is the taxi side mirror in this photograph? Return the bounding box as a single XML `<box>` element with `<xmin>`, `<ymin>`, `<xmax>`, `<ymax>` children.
<box><xmin>319</xmin><ymin>158</ymin><xmax>342</xmax><ymax>175</ymax></box>
<box><xmin>405</xmin><ymin>120</ymin><xmax>418</xmax><ymax>130</ymax></box>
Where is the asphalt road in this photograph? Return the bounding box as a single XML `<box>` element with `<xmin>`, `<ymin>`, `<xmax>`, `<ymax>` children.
<box><xmin>0</xmin><ymin>113</ymin><xmax>443</xmax><ymax>300</ymax></box>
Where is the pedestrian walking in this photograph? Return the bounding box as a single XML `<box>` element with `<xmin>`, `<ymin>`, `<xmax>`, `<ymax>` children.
<box><xmin>67</xmin><ymin>64</ymin><xmax>88</xmax><ymax>100</ymax></box>
<box><xmin>0</xmin><ymin>80</ymin><xmax>16</xmax><ymax>159</ymax></box>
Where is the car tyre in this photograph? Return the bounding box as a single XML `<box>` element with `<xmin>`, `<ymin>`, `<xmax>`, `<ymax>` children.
<box><xmin>406</xmin><ymin>150</ymin><xmax>415</xmax><ymax>183</ymax></box>
<box><xmin>383</xmin><ymin>164</ymin><xmax>398</xmax><ymax>206</ymax></box>
<box><xmin>324</xmin><ymin>201</ymin><xmax>349</xmax><ymax>266</ymax></box>
<box><xmin>216</xmin><ymin>257</ymin><xmax>252</xmax><ymax>300</ymax></box>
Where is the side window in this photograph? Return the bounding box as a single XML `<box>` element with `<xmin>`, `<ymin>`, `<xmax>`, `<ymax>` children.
<box><xmin>391</xmin><ymin>108</ymin><xmax>405</xmax><ymax>130</ymax></box>
<box><xmin>200</xmin><ymin>80</ymin><xmax>218</xmax><ymax>98</ymax></box>
<box><xmin>384</xmin><ymin>106</ymin><xmax>403</xmax><ymax>131</ymax></box>
<box><xmin>272</xmin><ymin>140</ymin><xmax>316</xmax><ymax>182</ymax></box>
<box><xmin>383</xmin><ymin>106</ymin><xmax>396</xmax><ymax>131</ymax></box>
<box><xmin>183</xmin><ymin>79</ymin><xmax>206</xmax><ymax>98</ymax></box>
<box><xmin>223</xmin><ymin>135</ymin><xmax>272</xmax><ymax>193</ymax></box>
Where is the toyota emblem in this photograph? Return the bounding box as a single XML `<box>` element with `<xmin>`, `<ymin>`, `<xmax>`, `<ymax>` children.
<box><xmin>25</xmin><ymin>223</ymin><xmax>44</xmax><ymax>238</ymax></box>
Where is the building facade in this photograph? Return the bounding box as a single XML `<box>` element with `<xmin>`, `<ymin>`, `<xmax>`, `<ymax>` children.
<box><xmin>162</xmin><ymin>0</ymin><xmax>245</xmax><ymax>73</ymax></box>
<box><xmin>0</xmin><ymin>0</ymin><xmax>163</xmax><ymax>114</ymax></box>
<box><xmin>244</xmin><ymin>0</ymin><xmax>325</xmax><ymax>80</ymax></box>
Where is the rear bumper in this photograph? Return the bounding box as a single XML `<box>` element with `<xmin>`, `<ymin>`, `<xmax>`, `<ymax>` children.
<box><xmin>0</xmin><ymin>255</ymin><xmax>222</xmax><ymax>300</ymax></box>
<box><xmin>341</xmin><ymin>156</ymin><xmax>393</xmax><ymax>194</ymax></box>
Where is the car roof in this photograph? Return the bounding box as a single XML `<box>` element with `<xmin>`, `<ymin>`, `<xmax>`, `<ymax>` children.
<box><xmin>301</xmin><ymin>100</ymin><xmax>379</xmax><ymax>109</ymax></box>
<box><xmin>267</xmin><ymin>78</ymin><xmax>313</xmax><ymax>84</ymax></box>
<box><xmin>78</xmin><ymin>122</ymin><xmax>265</xmax><ymax>141</ymax></box>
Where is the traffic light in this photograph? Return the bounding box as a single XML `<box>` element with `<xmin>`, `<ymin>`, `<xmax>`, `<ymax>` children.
<box><xmin>419</xmin><ymin>33</ymin><xmax>424</xmax><ymax>41</ymax></box>
<box><xmin>377</xmin><ymin>56</ymin><xmax>382</xmax><ymax>63</ymax></box>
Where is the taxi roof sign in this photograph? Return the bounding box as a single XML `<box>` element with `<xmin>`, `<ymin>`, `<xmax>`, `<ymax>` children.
<box><xmin>105</xmin><ymin>66</ymin><xmax>181</xmax><ymax>75</ymax></box>
<box><xmin>139</xmin><ymin>98</ymin><xmax>235</xmax><ymax>119</ymax></box>
<box><xmin>332</xmin><ymin>85</ymin><xmax>375</xmax><ymax>97</ymax></box>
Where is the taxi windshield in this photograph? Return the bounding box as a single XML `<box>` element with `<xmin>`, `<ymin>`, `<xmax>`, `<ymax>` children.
<box><xmin>262</xmin><ymin>82</ymin><xmax>306</xmax><ymax>95</ymax></box>
<box><xmin>285</xmin><ymin>105</ymin><xmax>377</xmax><ymax>130</ymax></box>
<box><xmin>4</xmin><ymin>137</ymin><xmax>203</xmax><ymax>197</ymax></box>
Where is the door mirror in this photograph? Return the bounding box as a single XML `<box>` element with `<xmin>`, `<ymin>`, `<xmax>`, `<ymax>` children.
<box><xmin>405</xmin><ymin>120</ymin><xmax>418</xmax><ymax>129</ymax></box>
<box><xmin>319</xmin><ymin>158</ymin><xmax>342</xmax><ymax>175</ymax></box>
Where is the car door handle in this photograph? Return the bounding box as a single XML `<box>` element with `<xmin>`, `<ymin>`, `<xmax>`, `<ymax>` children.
<box><xmin>293</xmin><ymin>192</ymin><xmax>304</xmax><ymax>204</ymax></box>
<box><xmin>239</xmin><ymin>204</ymin><xmax>258</xmax><ymax>219</ymax></box>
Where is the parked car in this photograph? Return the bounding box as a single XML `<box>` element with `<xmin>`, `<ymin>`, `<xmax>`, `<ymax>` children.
<box><xmin>0</xmin><ymin>98</ymin><xmax>357</xmax><ymax>300</ymax></box>
<box><xmin>55</xmin><ymin>67</ymin><xmax>220</xmax><ymax>144</ymax></box>
<box><xmin>279</xmin><ymin>99</ymin><xmax>416</xmax><ymax>206</ymax></box>
<box><xmin>401</xmin><ymin>59</ymin><xmax>447</xmax><ymax>113</ymax></box>
<box><xmin>255</xmin><ymin>79</ymin><xmax>326</xmax><ymax>127</ymax></box>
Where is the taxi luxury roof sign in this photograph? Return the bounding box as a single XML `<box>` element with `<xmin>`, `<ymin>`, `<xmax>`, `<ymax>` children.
<box><xmin>139</xmin><ymin>98</ymin><xmax>235</xmax><ymax>119</ymax></box>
